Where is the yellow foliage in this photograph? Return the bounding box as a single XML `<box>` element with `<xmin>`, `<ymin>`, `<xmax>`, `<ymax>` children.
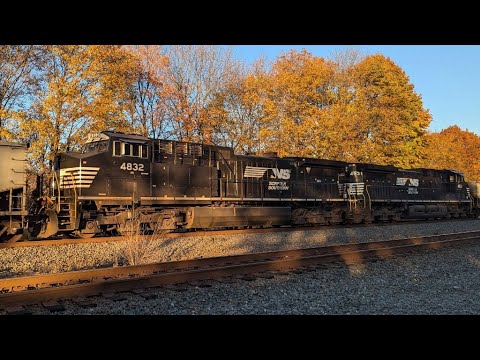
<box><xmin>212</xmin><ymin>50</ymin><xmax>431</xmax><ymax>166</ymax></box>
<box><xmin>260</xmin><ymin>49</ymin><xmax>338</xmax><ymax>158</ymax></box>
<box><xmin>19</xmin><ymin>45</ymin><xmax>137</xmax><ymax>174</ymax></box>
<box><xmin>206</xmin><ymin>60</ymin><xmax>269</xmax><ymax>153</ymax></box>
<box><xmin>348</xmin><ymin>54</ymin><xmax>431</xmax><ymax>167</ymax></box>
<box><xmin>1</xmin><ymin>45</ymin><xmax>436</xmax><ymax>179</ymax></box>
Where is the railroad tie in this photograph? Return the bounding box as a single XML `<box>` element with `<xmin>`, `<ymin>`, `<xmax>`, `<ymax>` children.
<box><xmin>42</xmin><ymin>301</ymin><xmax>66</xmax><ymax>312</ymax></box>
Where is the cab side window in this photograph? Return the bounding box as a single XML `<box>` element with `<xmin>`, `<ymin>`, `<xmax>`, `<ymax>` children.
<box><xmin>113</xmin><ymin>141</ymin><xmax>121</xmax><ymax>157</ymax></box>
<box><xmin>113</xmin><ymin>140</ymin><xmax>148</xmax><ymax>159</ymax></box>
<box><xmin>132</xmin><ymin>144</ymin><xmax>139</xmax><ymax>157</ymax></box>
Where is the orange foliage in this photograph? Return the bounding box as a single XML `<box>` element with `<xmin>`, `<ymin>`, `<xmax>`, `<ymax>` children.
<box><xmin>243</xmin><ymin>50</ymin><xmax>431</xmax><ymax>166</ymax></box>
<box><xmin>262</xmin><ymin>50</ymin><xmax>337</xmax><ymax>157</ymax></box>
<box><xmin>423</xmin><ymin>126</ymin><xmax>480</xmax><ymax>181</ymax></box>
<box><xmin>1</xmin><ymin>45</ymin><xmax>439</xmax><ymax>176</ymax></box>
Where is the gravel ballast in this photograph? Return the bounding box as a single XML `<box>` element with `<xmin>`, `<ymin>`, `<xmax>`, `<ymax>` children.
<box><xmin>1</xmin><ymin>219</ymin><xmax>480</xmax><ymax>279</ymax></box>
<box><xmin>15</xmin><ymin>240</ymin><xmax>480</xmax><ymax>315</ymax></box>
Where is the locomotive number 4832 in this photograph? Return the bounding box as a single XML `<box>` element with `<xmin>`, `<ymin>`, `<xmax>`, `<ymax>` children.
<box><xmin>120</xmin><ymin>162</ymin><xmax>145</xmax><ymax>171</ymax></box>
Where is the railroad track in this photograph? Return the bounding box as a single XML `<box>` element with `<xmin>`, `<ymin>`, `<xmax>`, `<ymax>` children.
<box><xmin>2</xmin><ymin>229</ymin><xmax>480</xmax><ymax>313</ymax></box>
<box><xmin>1</xmin><ymin>217</ymin><xmax>477</xmax><ymax>249</ymax></box>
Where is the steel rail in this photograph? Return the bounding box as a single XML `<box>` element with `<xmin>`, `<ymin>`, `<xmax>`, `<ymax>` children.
<box><xmin>1</xmin><ymin>230</ymin><xmax>480</xmax><ymax>309</ymax></box>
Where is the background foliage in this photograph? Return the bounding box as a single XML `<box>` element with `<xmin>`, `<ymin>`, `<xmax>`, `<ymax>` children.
<box><xmin>1</xmin><ymin>45</ymin><xmax>478</xmax><ymax>182</ymax></box>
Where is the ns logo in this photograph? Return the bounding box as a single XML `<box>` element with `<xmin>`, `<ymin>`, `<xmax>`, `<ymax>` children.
<box><xmin>271</xmin><ymin>168</ymin><xmax>291</xmax><ymax>180</ymax></box>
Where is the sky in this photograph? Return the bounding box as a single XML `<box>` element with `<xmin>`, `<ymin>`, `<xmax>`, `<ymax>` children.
<box><xmin>233</xmin><ymin>45</ymin><xmax>480</xmax><ymax>136</ymax></box>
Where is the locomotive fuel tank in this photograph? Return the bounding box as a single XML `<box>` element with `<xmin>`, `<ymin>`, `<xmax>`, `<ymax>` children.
<box><xmin>184</xmin><ymin>206</ymin><xmax>291</xmax><ymax>229</ymax></box>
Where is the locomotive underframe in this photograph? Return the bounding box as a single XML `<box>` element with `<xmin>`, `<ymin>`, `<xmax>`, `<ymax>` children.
<box><xmin>60</xmin><ymin>197</ymin><xmax>474</xmax><ymax>238</ymax></box>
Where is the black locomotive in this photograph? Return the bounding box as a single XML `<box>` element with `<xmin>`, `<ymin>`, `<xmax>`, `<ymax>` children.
<box><xmin>27</xmin><ymin>130</ymin><xmax>479</xmax><ymax>239</ymax></box>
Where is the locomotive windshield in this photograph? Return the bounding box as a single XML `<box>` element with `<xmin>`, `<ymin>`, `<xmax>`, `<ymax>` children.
<box><xmin>81</xmin><ymin>140</ymin><xmax>108</xmax><ymax>153</ymax></box>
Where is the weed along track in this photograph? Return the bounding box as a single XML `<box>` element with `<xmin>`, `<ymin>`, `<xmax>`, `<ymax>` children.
<box><xmin>2</xmin><ymin>230</ymin><xmax>479</xmax><ymax>312</ymax></box>
<box><xmin>1</xmin><ymin>218</ymin><xmax>476</xmax><ymax>250</ymax></box>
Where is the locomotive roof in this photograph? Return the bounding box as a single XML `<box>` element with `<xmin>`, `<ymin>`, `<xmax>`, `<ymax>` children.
<box><xmin>100</xmin><ymin>131</ymin><xmax>232</xmax><ymax>150</ymax></box>
<box><xmin>92</xmin><ymin>132</ymin><xmax>465</xmax><ymax>178</ymax></box>
<box><xmin>288</xmin><ymin>157</ymin><xmax>347</xmax><ymax>168</ymax></box>
<box><xmin>237</xmin><ymin>153</ymin><xmax>287</xmax><ymax>161</ymax></box>
<box><xmin>101</xmin><ymin>131</ymin><xmax>150</xmax><ymax>143</ymax></box>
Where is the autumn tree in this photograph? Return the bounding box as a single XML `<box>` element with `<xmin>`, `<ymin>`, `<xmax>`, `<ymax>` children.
<box><xmin>3</xmin><ymin>45</ymin><xmax>435</xmax><ymax>180</ymax></box>
<box><xmin>347</xmin><ymin>54</ymin><xmax>431</xmax><ymax>167</ymax></box>
<box><xmin>84</xmin><ymin>45</ymin><xmax>138</xmax><ymax>135</ymax></box>
<box><xmin>19</xmin><ymin>45</ymin><xmax>89</xmax><ymax>174</ymax></box>
<box><xmin>324</xmin><ymin>49</ymin><xmax>366</xmax><ymax>161</ymax></box>
<box><xmin>124</xmin><ymin>45</ymin><xmax>170</xmax><ymax>139</ymax></box>
<box><xmin>257</xmin><ymin>49</ymin><xmax>338</xmax><ymax>158</ymax></box>
<box><xmin>161</xmin><ymin>45</ymin><xmax>240</xmax><ymax>142</ymax></box>
<box><xmin>423</xmin><ymin>126</ymin><xmax>480</xmax><ymax>182</ymax></box>
<box><xmin>0</xmin><ymin>45</ymin><xmax>38</xmax><ymax>140</ymax></box>
<box><xmin>207</xmin><ymin>59</ymin><xmax>268</xmax><ymax>154</ymax></box>
<box><xmin>19</xmin><ymin>45</ymin><xmax>136</xmax><ymax>174</ymax></box>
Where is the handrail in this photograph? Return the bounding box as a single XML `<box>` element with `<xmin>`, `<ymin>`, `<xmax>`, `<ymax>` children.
<box><xmin>360</xmin><ymin>193</ymin><xmax>366</xmax><ymax>209</ymax></box>
<box><xmin>53</xmin><ymin>171</ymin><xmax>60</xmax><ymax>212</ymax></box>
<box><xmin>69</xmin><ymin>173</ymin><xmax>77</xmax><ymax>223</ymax></box>
<box><xmin>467</xmin><ymin>193</ymin><xmax>474</xmax><ymax>212</ymax></box>
<box><xmin>365</xmin><ymin>185</ymin><xmax>372</xmax><ymax>211</ymax></box>
<box><xmin>217</xmin><ymin>150</ymin><xmax>235</xmax><ymax>174</ymax></box>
